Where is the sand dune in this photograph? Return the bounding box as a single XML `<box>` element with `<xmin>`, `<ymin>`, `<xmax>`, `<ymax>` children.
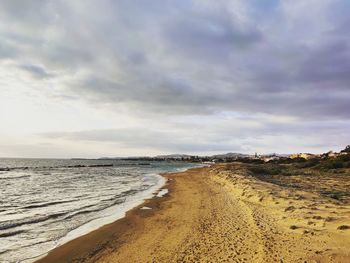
<box><xmin>211</xmin><ymin>164</ymin><xmax>350</xmax><ymax>262</ymax></box>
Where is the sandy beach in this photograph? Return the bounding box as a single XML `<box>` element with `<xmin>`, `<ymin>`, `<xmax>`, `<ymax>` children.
<box><xmin>2</xmin><ymin>1</ymin><xmax>349</xmax><ymax>262</ymax></box>
<box><xmin>36</xmin><ymin>164</ymin><xmax>350</xmax><ymax>263</ymax></box>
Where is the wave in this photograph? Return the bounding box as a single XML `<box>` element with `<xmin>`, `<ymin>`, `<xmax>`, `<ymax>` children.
<box><xmin>63</xmin><ymin>207</ymin><xmax>106</xmax><ymax>220</ymax></box>
<box><xmin>0</xmin><ymin>230</ymin><xmax>26</xmax><ymax>238</ymax></box>
<box><xmin>119</xmin><ymin>189</ymin><xmax>140</xmax><ymax>197</ymax></box>
<box><xmin>0</xmin><ymin>164</ymin><xmax>114</xmax><ymax>171</ymax></box>
<box><xmin>0</xmin><ymin>212</ymin><xmax>68</xmax><ymax>231</ymax></box>
<box><xmin>0</xmin><ymin>175</ymin><xmax>31</xmax><ymax>180</ymax></box>
<box><xmin>23</xmin><ymin>200</ymin><xmax>76</xmax><ymax>209</ymax></box>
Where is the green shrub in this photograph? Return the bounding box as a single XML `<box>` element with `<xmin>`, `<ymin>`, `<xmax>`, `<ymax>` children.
<box><xmin>341</xmin><ymin>145</ymin><xmax>350</xmax><ymax>153</ymax></box>
<box><xmin>249</xmin><ymin>164</ymin><xmax>284</xmax><ymax>175</ymax></box>
<box><xmin>298</xmin><ymin>158</ymin><xmax>320</xmax><ymax>168</ymax></box>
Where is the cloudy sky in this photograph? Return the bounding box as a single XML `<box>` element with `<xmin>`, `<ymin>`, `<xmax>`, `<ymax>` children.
<box><xmin>0</xmin><ymin>0</ymin><xmax>349</xmax><ymax>158</ymax></box>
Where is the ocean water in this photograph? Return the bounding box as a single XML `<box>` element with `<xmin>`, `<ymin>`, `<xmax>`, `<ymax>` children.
<box><xmin>0</xmin><ymin>158</ymin><xmax>198</xmax><ymax>263</ymax></box>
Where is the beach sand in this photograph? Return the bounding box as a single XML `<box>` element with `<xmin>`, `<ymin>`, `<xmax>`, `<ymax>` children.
<box><xmin>36</xmin><ymin>165</ymin><xmax>350</xmax><ymax>263</ymax></box>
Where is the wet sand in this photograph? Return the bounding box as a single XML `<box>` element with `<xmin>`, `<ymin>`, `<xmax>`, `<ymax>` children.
<box><xmin>36</xmin><ymin>165</ymin><xmax>350</xmax><ymax>263</ymax></box>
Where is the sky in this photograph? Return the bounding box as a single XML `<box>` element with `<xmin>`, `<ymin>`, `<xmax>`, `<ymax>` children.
<box><xmin>0</xmin><ymin>0</ymin><xmax>349</xmax><ymax>158</ymax></box>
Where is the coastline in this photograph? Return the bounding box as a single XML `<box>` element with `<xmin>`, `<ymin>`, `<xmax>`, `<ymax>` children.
<box><xmin>34</xmin><ymin>169</ymin><xmax>178</xmax><ymax>263</ymax></box>
<box><xmin>20</xmin><ymin>163</ymin><xmax>201</xmax><ymax>263</ymax></box>
<box><xmin>24</xmin><ymin>174</ymin><xmax>167</xmax><ymax>262</ymax></box>
<box><xmin>31</xmin><ymin>165</ymin><xmax>202</xmax><ymax>263</ymax></box>
<box><xmin>35</xmin><ymin>164</ymin><xmax>350</xmax><ymax>263</ymax></box>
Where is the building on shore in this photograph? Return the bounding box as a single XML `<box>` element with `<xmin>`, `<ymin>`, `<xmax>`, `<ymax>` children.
<box><xmin>289</xmin><ymin>153</ymin><xmax>320</xmax><ymax>160</ymax></box>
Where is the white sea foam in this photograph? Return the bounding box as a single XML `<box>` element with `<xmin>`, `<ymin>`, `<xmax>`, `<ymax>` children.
<box><xmin>156</xmin><ymin>188</ymin><xmax>169</xmax><ymax>197</ymax></box>
<box><xmin>140</xmin><ymin>206</ymin><xmax>152</xmax><ymax>210</ymax></box>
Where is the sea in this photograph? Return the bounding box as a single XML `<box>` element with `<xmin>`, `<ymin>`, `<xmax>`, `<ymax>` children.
<box><xmin>0</xmin><ymin>158</ymin><xmax>199</xmax><ymax>263</ymax></box>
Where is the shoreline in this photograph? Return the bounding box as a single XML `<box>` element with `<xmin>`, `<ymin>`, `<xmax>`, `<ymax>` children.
<box><xmin>33</xmin><ymin>167</ymin><xmax>186</xmax><ymax>263</ymax></box>
<box><xmin>35</xmin><ymin>170</ymin><xmax>177</xmax><ymax>263</ymax></box>
<box><xmin>25</xmin><ymin>174</ymin><xmax>167</xmax><ymax>263</ymax></box>
<box><xmin>35</xmin><ymin>164</ymin><xmax>350</xmax><ymax>263</ymax></box>
<box><xmin>24</xmin><ymin>164</ymin><xmax>202</xmax><ymax>263</ymax></box>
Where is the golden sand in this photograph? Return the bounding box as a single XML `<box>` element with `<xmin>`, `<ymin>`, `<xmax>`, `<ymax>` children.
<box><xmin>37</xmin><ymin>165</ymin><xmax>350</xmax><ymax>263</ymax></box>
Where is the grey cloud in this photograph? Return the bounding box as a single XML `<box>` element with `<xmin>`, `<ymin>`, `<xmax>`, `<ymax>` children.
<box><xmin>0</xmin><ymin>0</ymin><xmax>348</xmax><ymax>120</ymax></box>
<box><xmin>18</xmin><ymin>64</ymin><xmax>54</xmax><ymax>79</ymax></box>
<box><xmin>0</xmin><ymin>41</ymin><xmax>17</xmax><ymax>59</ymax></box>
<box><xmin>164</xmin><ymin>11</ymin><xmax>263</xmax><ymax>62</ymax></box>
<box><xmin>0</xmin><ymin>0</ymin><xmax>52</xmax><ymax>25</ymax></box>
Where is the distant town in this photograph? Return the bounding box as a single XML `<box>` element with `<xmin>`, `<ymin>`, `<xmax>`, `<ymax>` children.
<box><xmin>97</xmin><ymin>145</ymin><xmax>350</xmax><ymax>164</ymax></box>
